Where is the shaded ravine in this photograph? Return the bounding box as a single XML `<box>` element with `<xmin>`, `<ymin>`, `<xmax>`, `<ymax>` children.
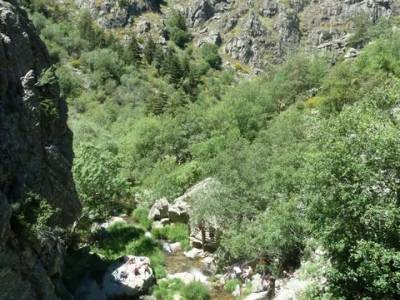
<box><xmin>164</xmin><ymin>251</ymin><xmax>234</xmax><ymax>300</ymax></box>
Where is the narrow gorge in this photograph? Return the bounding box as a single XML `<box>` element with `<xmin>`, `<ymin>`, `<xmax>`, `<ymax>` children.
<box><xmin>1</xmin><ymin>0</ymin><xmax>400</xmax><ymax>299</ymax></box>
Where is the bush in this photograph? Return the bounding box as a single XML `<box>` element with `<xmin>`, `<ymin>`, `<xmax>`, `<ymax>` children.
<box><xmin>56</xmin><ymin>66</ymin><xmax>81</xmax><ymax>98</ymax></box>
<box><xmin>153</xmin><ymin>279</ymin><xmax>210</xmax><ymax>300</ymax></box>
<box><xmin>80</xmin><ymin>48</ymin><xmax>125</xmax><ymax>87</ymax></box>
<box><xmin>152</xmin><ymin>223</ymin><xmax>190</xmax><ymax>250</ymax></box>
<box><xmin>92</xmin><ymin>222</ymin><xmax>167</xmax><ymax>278</ymax></box>
<box><xmin>12</xmin><ymin>192</ymin><xmax>58</xmax><ymax>240</ymax></box>
<box><xmin>73</xmin><ymin>143</ymin><xmax>130</xmax><ymax>220</ymax></box>
<box><xmin>224</xmin><ymin>279</ymin><xmax>241</xmax><ymax>293</ymax></box>
<box><xmin>201</xmin><ymin>43</ymin><xmax>222</xmax><ymax>70</ymax></box>
<box><xmin>153</xmin><ymin>279</ymin><xmax>185</xmax><ymax>300</ymax></box>
<box><xmin>181</xmin><ymin>282</ymin><xmax>210</xmax><ymax>300</ymax></box>
<box><xmin>131</xmin><ymin>207</ymin><xmax>151</xmax><ymax>230</ymax></box>
<box><xmin>165</xmin><ymin>10</ymin><xmax>192</xmax><ymax>48</ymax></box>
<box><xmin>305</xmin><ymin>82</ymin><xmax>400</xmax><ymax>299</ymax></box>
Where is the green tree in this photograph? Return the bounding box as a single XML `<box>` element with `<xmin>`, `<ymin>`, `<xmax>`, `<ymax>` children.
<box><xmin>73</xmin><ymin>143</ymin><xmax>129</xmax><ymax>220</ymax></box>
<box><xmin>201</xmin><ymin>43</ymin><xmax>222</xmax><ymax>69</ymax></box>
<box><xmin>165</xmin><ymin>10</ymin><xmax>192</xmax><ymax>48</ymax></box>
<box><xmin>161</xmin><ymin>47</ymin><xmax>184</xmax><ymax>85</ymax></box>
<box><xmin>143</xmin><ymin>37</ymin><xmax>157</xmax><ymax>64</ymax></box>
<box><xmin>305</xmin><ymin>81</ymin><xmax>400</xmax><ymax>299</ymax></box>
<box><xmin>123</xmin><ymin>34</ymin><xmax>142</xmax><ymax>65</ymax></box>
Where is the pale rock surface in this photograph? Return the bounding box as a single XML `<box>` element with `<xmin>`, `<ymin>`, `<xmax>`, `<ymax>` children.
<box><xmin>184</xmin><ymin>248</ymin><xmax>204</xmax><ymax>259</ymax></box>
<box><xmin>102</xmin><ymin>256</ymin><xmax>155</xmax><ymax>298</ymax></box>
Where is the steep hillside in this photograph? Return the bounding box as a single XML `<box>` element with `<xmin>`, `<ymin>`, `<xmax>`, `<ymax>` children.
<box><xmin>0</xmin><ymin>0</ymin><xmax>80</xmax><ymax>299</ymax></box>
<box><xmin>76</xmin><ymin>0</ymin><xmax>400</xmax><ymax>70</ymax></box>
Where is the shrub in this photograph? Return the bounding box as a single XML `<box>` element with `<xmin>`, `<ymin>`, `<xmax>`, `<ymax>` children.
<box><xmin>153</xmin><ymin>279</ymin><xmax>185</xmax><ymax>300</ymax></box>
<box><xmin>92</xmin><ymin>222</ymin><xmax>167</xmax><ymax>279</ymax></box>
<box><xmin>151</xmin><ymin>223</ymin><xmax>190</xmax><ymax>250</ymax></box>
<box><xmin>153</xmin><ymin>279</ymin><xmax>210</xmax><ymax>300</ymax></box>
<box><xmin>201</xmin><ymin>43</ymin><xmax>222</xmax><ymax>70</ymax></box>
<box><xmin>224</xmin><ymin>279</ymin><xmax>241</xmax><ymax>294</ymax></box>
<box><xmin>165</xmin><ymin>10</ymin><xmax>192</xmax><ymax>48</ymax></box>
<box><xmin>80</xmin><ymin>48</ymin><xmax>125</xmax><ymax>87</ymax></box>
<box><xmin>181</xmin><ymin>282</ymin><xmax>210</xmax><ymax>300</ymax></box>
<box><xmin>73</xmin><ymin>143</ymin><xmax>129</xmax><ymax>220</ymax></box>
<box><xmin>12</xmin><ymin>192</ymin><xmax>59</xmax><ymax>240</ymax></box>
<box><xmin>305</xmin><ymin>83</ymin><xmax>400</xmax><ymax>298</ymax></box>
<box><xmin>131</xmin><ymin>207</ymin><xmax>151</xmax><ymax>230</ymax></box>
<box><xmin>56</xmin><ymin>66</ymin><xmax>81</xmax><ymax>98</ymax></box>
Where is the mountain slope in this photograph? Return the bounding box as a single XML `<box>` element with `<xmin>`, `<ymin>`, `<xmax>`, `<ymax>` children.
<box><xmin>76</xmin><ymin>0</ymin><xmax>399</xmax><ymax>70</ymax></box>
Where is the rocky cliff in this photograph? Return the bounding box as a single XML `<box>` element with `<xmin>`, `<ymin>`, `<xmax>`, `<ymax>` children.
<box><xmin>0</xmin><ymin>0</ymin><xmax>81</xmax><ymax>299</ymax></box>
<box><xmin>76</xmin><ymin>0</ymin><xmax>399</xmax><ymax>70</ymax></box>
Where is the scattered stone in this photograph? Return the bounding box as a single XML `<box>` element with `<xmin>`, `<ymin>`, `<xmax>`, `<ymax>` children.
<box><xmin>102</xmin><ymin>256</ymin><xmax>155</xmax><ymax>299</ymax></box>
<box><xmin>169</xmin><ymin>242</ymin><xmax>182</xmax><ymax>253</ymax></box>
<box><xmin>232</xmin><ymin>284</ymin><xmax>241</xmax><ymax>297</ymax></box>
<box><xmin>274</xmin><ymin>272</ymin><xmax>309</xmax><ymax>300</ymax></box>
<box><xmin>344</xmin><ymin>47</ymin><xmax>360</xmax><ymax>59</ymax></box>
<box><xmin>251</xmin><ymin>274</ymin><xmax>265</xmax><ymax>293</ymax></box>
<box><xmin>244</xmin><ymin>291</ymin><xmax>269</xmax><ymax>300</ymax></box>
<box><xmin>260</xmin><ymin>0</ymin><xmax>279</xmax><ymax>17</ymax></box>
<box><xmin>100</xmin><ymin>216</ymin><xmax>127</xmax><ymax>230</ymax></box>
<box><xmin>233</xmin><ymin>266</ymin><xmax>242</xmax><ymax>276</ymax></box>
<box><xmin>161</xmin><ymin>241</ymin><xmax>172</xmax><ymax>254</ymax></box>
<box><xmin>152</xmin><ymin>218</ymin><xmax>170</xmax><ymax>229</ymax></box>
<box><xmin>184</xmin><ymin>248</ymin><xmax>204</xmax><ymax>259</ymax></box>
<box><xmin>201</xmin><ymin>255</ymin><xmax>217</xmax><ymax>275</ymax></box>
<box><xmin>167</xmin><ymin>271</ymin><xmax>208</xmax><ymax>285</ymax></box>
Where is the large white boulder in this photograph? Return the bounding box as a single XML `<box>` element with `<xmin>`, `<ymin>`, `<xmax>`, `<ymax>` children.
<box><xmin>102</xmin><ymin>256</ymin><xmax>155</xmax><ymax>299</ymax></box>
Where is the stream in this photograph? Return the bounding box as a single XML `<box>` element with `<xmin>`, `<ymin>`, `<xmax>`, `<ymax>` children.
<box><xmin>164</xmin><ymin>250</ymin><xmax>234</xmax><ymax>300</ymax></box>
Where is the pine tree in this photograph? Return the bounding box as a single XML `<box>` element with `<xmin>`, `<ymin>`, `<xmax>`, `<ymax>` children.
<box><xmin>161</xmin><ymin>48</ymin><xmax>183</xmax><ymax>85</ymax></box>
<box><xmin>123</xmin><ymin>35</ymin><xmax>142</xmax><ymax>65</ymax></box>
<box><xmin>143</xmin><ymin>38</ymin><xmax>156</xmax><ymax>64</ymax></box>
<box><xmin>165</xmin><ymin>10</ymin><xmax>192</xmax><ymax>48</ymax></box>
<box><xmin>146</xmin><ymin>91</ymin><xmax>168</xmax><ymax>115</ymax></box>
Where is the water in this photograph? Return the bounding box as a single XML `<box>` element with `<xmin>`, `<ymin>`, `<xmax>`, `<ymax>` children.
<box><xmin>164</xmin><ymin>251</ymin><xmax>234</xmax><ymax>300</ymax></box>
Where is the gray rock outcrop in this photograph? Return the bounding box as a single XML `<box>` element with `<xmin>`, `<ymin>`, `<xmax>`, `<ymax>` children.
<box><xmin>73</xmin><ymin>0</ymin><xmax>399</xmax><ymax>69</ymax></box>
<box><xmin>75</xmin><ymin>0</ymin><xmax>161</xmax><ymax>28</ymax></box>
<box><xmin>0</xmin><ymin>1</ymin><xmax>81</xmax><ymax>299</ymax></box>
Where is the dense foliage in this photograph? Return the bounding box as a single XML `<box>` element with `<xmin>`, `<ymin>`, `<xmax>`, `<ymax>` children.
<box><xmin>22</xmin><ymin>0</ymin><xmax>400</xmax><ymax>298</ymax></box>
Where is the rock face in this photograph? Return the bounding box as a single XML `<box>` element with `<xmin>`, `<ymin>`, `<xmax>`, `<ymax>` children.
<box><xmin>0</xmin><ymin>1</ymin><xmax>81</xmax><ymax>299</ymax></box>
<box><xmin>74</xmin><ymin>277</ymin><xmax>107</xmax><ymax>300</ymax></box>
<box><xmin>84</xmin><ymin>0</ymin><xmax>399</xmax><ymax>69</ymax></box>
<box><xmin>75</xmin><ymin>0</ymin><xmax>161</xmax><ymax>28</ymax></box>
<box><xmin>102</xmin><ymin>256</ymin><xmax>155</xmax><ymax>299</ymax></box>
